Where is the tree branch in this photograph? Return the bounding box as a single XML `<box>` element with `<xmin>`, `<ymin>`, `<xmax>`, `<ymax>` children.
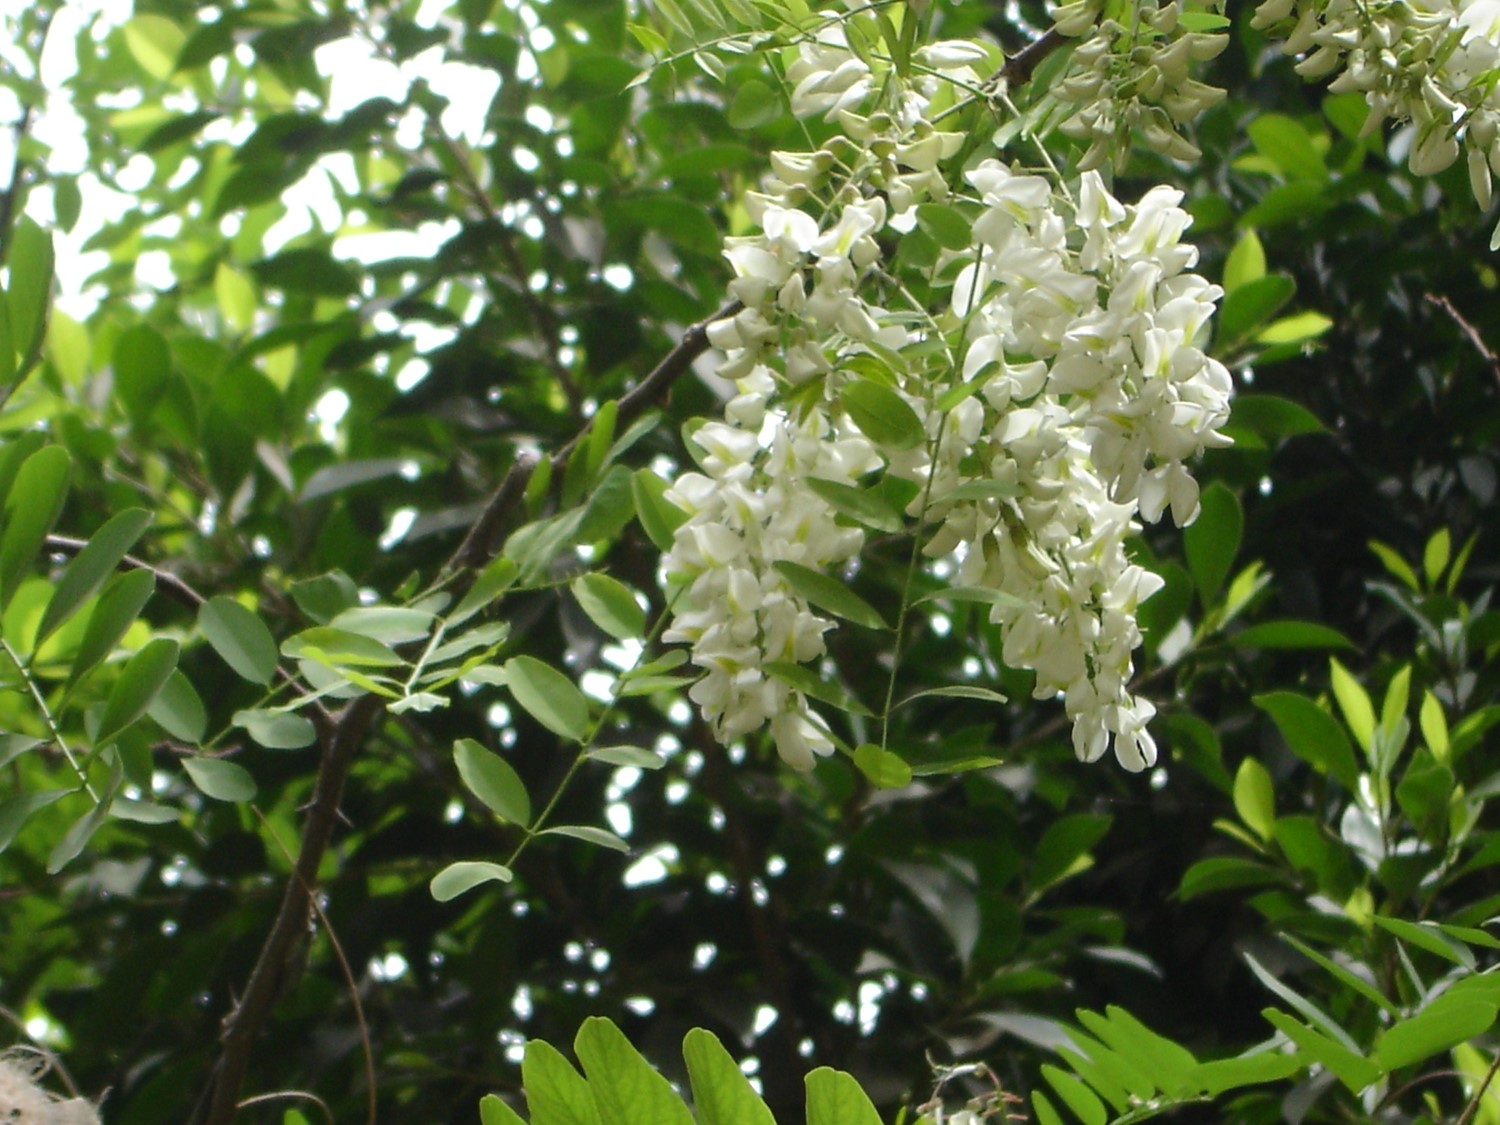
<box><xmin>191</xmin><ymin>296</ymin><xmax>738</xmax><ymax>1124</ymax></box>
<box><xmin>1000</xmin><ymin>27</ymin><xmax>1068</xmax><ymax>88</ymax></box>
<box><xmin>442</xmin><ymin>298</ymin><xmax>740</xmax><ymax>585</ymax></box>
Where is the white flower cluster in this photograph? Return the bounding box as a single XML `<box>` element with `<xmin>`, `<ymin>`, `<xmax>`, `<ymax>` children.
<box><xmin>1256</xmin><ymin>0</ymin><xmax>1500</xmax><ymax>246</ymax></box>
<box><xmin>663</xmin><ymin>18</ymin><xmax>1231</xmax><ymax>772</ymax></box>
<box><xmin>907</xmin><ymin>163</ymin><xmax>1233</xmax><ymax>770</ymax></box>
<box><xmin>1052</xmin><ymin>2</ymin><xmax>1229</xmax><ymax>169</ymax></box>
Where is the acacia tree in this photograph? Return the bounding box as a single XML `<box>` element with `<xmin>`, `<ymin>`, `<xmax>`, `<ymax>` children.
<box><xmin>1</xmin><ymin>0</ymin><xmax>1499</xmax><ymax>1123</ymax></box>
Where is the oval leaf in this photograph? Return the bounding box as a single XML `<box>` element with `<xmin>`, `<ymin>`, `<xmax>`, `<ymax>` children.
<box><xmin>504</xmin><ymin>655</ymin><xmax>591</xmax><ymax>741</ymax></box>
<box><xmin>772</xmin><ymin>561</ymin><xmax>888</xmax><ymax>630</ymax></box>
<box><xmin>234</xmin><ymin>708</ymin><xmax>317</xmax><ymax>750</ymax></box>
<box><xmin>454</xmin><ymin>738</ymin><xmax>531</xmax><ymax>825</ymax></box>
<box><xmin>96</xmin><ymin>638</ymin><xmax>180</xmax><ymax>747</ymax></box>
<box><xmin>182</xmin><ymin>756</ymin><xmax>258</xmax><ymax>802</ymax></box>
<box><xmin>430</xmin><ymin>860</ymin><xmax>514</xmax><ymax>902</ymax></box>
<box><xmin>572</xmin><ymin>573</ymin><xmax>646</xmax><ymax>641</ymax></box>
<box><xmin>36</xmin><ymin>508</ymin><xmax>153</xmax><ymax>647</ymax></box>
<box><xmin>200</xmin><ymin>595</ymin><xmax>278</xmax><ymax>685</ymax></box>
<box><xmin>0</xmin><ymin>445</ymin><xmax>71</xmax><ymax>612</ymax></box>
<box><xmin>840</xmin><ymin>379</ymin><xmax>926</xmax><ymax>451</ymax></box>
<box><xmin>147</xmin><ymin>669</ymin><xmax>207</xmax><ymax>743</ymax></box>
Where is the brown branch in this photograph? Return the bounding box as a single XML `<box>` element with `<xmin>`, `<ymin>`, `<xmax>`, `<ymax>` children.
<box><xmin>1000</xmin><ymin>27</ymin><xmax>1068</xmax><ymax>88</ymax></box>
<box><xmin>192</xmin><ymin>297</ymin><xmax>738</xmax><ymax>1124</ymax></box>
<box><xmin>1426</xmin><ymin>293</ymin><xmax>1500</xmax><ymax>391</ymax></box>
<box><xmin>191</xmin><ymin>696</ymin><xmax>380</xmax><ymax>1125</ymax></box>
<box><xmin>442</xmin><ymin>298</ymin><xmax>741</xmax><ymax>585</ymax></box>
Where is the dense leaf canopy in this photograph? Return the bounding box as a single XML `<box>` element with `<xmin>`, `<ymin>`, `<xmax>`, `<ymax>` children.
<box><xmin>0</xmin><ymin>0</ymin><xmax>1498</xmax><ymax>1123</ymax></box>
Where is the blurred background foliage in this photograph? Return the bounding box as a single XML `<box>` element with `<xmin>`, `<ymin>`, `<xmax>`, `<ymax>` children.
<box><xmin>0</xmin><ymin>0</ymin><xmax>1497</xmax><ymax>1122</ymax></box>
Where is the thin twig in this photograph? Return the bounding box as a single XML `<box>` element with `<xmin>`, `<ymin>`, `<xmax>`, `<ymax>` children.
<box><xmin>253</xmin><ymin>805</ymin><xmax>378</xmax><ymax>1125</ymax></box>
<box><xmin>1426</xmin><ymin>293</ymin><xmax>1500</xmax><ymax>391</ymax></box>
<box><xmin>1457</xmin><ymin>1050</ymin><xmax>1500</xmax><ymax>1125</ymax></box>
<box><xmin>442</xmin><ymin>298</ymin><xmax>740</xmax><ymax>586</ymax></box>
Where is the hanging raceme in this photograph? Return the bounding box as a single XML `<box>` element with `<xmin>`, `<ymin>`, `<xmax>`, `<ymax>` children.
<box><xmin>660</xmin><ymin>13</ymin><xmax>1233</xmax><ymax>772</ymax></box>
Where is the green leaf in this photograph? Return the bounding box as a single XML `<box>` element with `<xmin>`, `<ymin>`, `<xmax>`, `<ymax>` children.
<box><xmin>0</xmin><ymin>790</ymin><xmax>68</xmax><ymax>852</ymax></box>
<box><xmin>898</xmin><ymin>685</ymin><xmax>1008</xmax><ymax>706</ymax></box>
<box><xmin>523</xmin><ymin>1037</ymin><xmax>601</xmax><ymax>1125</ymax></box>
<box><xmin>96</xmin><ymin>638</ymin><xmax>179</xmax><ymax>748</ymax></box>
<box><xmin>1179</xmin><ymin>857</ymin><xmax>1286</xmax><ymax>900</ymax></box>
<box><xmin>1216</xmin><ymin>275</ymin><xmax>1295</xmax><ymax>347</ymax></box>
<box><xmin>1223</xmin><ymin>229</ymin><xmax>1266</xmax><ymax>293</ymax></box>
<box><xmin>450</xmin><ymin>557</ymin><xmax>520</xmax><ymax>625</ymax></box>
<box><xmin>572</xmin><ymin>573</ymin><xmax>646</xmax><ymax>640</ymax></box>
<box><xmin>290</xmin><ymin>570</ymin><xmax>362</xmax><ymax>624</ymax></box>
<box><xmin>110</xmin><ymin>798</ymin><xmax>179</xmax><ymax>824</ymax></box>
<box><xmin>70</xmin><ymin>568</ymin><xmax>155</xmax><ymax>685</ymax></box>
<box><xmin>430</xmin><ymin>860</ymin><xmax>514</xmax><ymax>902</ymax></box>
<box><xmin>1187</xmin><ymin>1049</ymin><xmax>1305</xmax><ymax>1096</ymax></box>
<box><xmin>1422</xmin><ymin>527</ymin><xmax>1451</xmax><ymax>586</ymax></box>
<box><xmin>632</xmin><ymin>469</ymin><xmax>687</xmax><ymax>552</ymax></box>
<box><xmin>35</xmin><ymin>508</ymin><xmax>152</xmax><ymax>647</ymax></box>
<box><xmin>1230</xmin><ymin>620</ymin><xmax>1356</xmax><ymax>651</ymax></box>
<box><xmin>234</xmin><ymin>708</ymin><xmax>317</xmax><ymax>750</ymax></box>
<box><xmin>1041</xmin><ymin>1065</ymin><xmax>1106</xmax><ymax>1125</ymax></box>
<box><xmin>0</xmin><ymin>445</ymin><xmax>71</xmax><ymax>611</ymax></box>
<box><xmin>504</xmin><ymin>655</ymin><xmax>591</xmax><ymax>741</ymax></box>
<box><xmin>1258</xmin><ymin>311</ymin><xmax>1333</xmax><ymax>345</ymax></box>
<box><xmin>479</xmin><ymin>1093</ymin><xmax>527</xmax><ymax>1125</ymax></box>
<box><xmin>575</xmin><ymin>1017</ymin><xmax>694</xmax><ymax>1125</ymax></box>
<box><xmin>1260</xmin><ymin>1009</ymin><xmax>1381</xmax><ymax>1093</ymax></box>
<box><xmin>804</xmin><ymin>1067</ymin><xmax>883</xmax><ymax>1125</ymax></box>
<box><xmin>853</xmin><ymin>744</ymin><xmax>912</xmax><ymax>788</ymax></box>
<box><xmin>540</xmin><ymin>824</ymin><xmax>631</xmax><ymax>852</ymax></box>
<box><xmin>1253</xmin><ymin>692</ymin><xmax>1360</xmax><ymax>790</ymax></box>
<box><xmin>1329</xmin><ymin>658</ymin><xmax>1376</xmax><ymax>754</ymax></box>
<box><xmin>914</xmin><ymin>203</ymin><xmax>972</xmax><ymax>251</ymax></box>
<box><xmin>328</xmin><ymin>605</ymin><xmax>436</xmax><ymax>645</ymax></box>
<box><xmin>182</xmin><ymin>756</ymin><xmax>258</xmax><ymax>802</ymax></box>
<box><xmin>763</xmin><ymin>661</ymin><xmax>875</xmax><ymax>717</ymax></box>
<box><xmin>1183</xmin><ymin>482</ymin><xmax>1241</xmax><ymax>605</ymax></box>
<box><xmin>1372</xmin><ymin>916</ymin><xmax>1476</xmax><ymax>970</ymax></box>
<box><xmin>1233</xmin><ymin>757</ymin><xmax>1276</xmax><ymax>842</ymax></box>
<box><xmin>284</xmin><ymin>627</ymin><xmax>403</xmax><ymax>667</ymax></box>
<box><xmin>48</xmin><ymin>802</ymin><xmax>109</xmax><ymax>874</ymax></box>
<box><xmin>727</xmin><ymin>80</ymin><xmax>780</xmax><ymax>129</ymax></box>
<box><xmin>839</xmin><ymin>380</ymin><xmax>925</xmax><ymax>451</ymax></box>
<box><xmin>914</xmin><ymin>584</ymin><xmax>1027</xmax><ymax>611</ymax></box>
<box><xmin>112</xmin><ymin>323</ymin><xmax>171</xmax><ymax>426</ymax></box>
<box><xmin>1031</xmin><ymin>1090</ymin><xmax>1066</xmax><ymax>1125</ymax></box>
<box><xmin>772</xmin><ymin>561</ymin><xmax>888</xmax><ymax>630</ymax></box>
<box><xmin>1033</xmin><ymin>813</ymin><xmax>1111</xmax><ymax>895</ymax></box>
<box><xmin>804</xmin><ymin>477</ymin><xmax>904</xmax><ymax>533</ymax></box>
<box><xmin>454</xmin><ymin>738</ymin><xmax>531</xmax><ymax>826</ymax></box>
<box><xmin>684</xmin><ymin>1029</ymin><xmax>776</xmax><ymax>1125</ymax></box>
<box><xmin>200</xmin><ymin>596</ymin><xmax>279</xmax><ymax>685</ymax></box>
<box><xmin>587</xmin><ymin>745</ymin><xmax>667</xmax><ymax>769</ymax></box>
<box><xmin>1247</xmin><ymin>114</ymin><xmax>1327</xmax><ymax>181</ymax></box>
<box><xmin>147</xmin><ymin>669</ymin><xmax>207</xmax><ymax>743</ymax></box>
<box><xmin>1368</xmin><ymin>539</ymin><xmax>1419</xmax><ymax>591</ymax></box>
<box><xmin>214</xmin><ymin>263</ymin><xmax>258</xmax><ymax>332</ymax></box>
<box><xmin>1228</xmin><ymin>394</ymin><xmax>1327</xmax><ymax>438</ymax></box>
<box><xmin>6</xmin><ymin>218</ymin><xmax>54</xmax><ymax>371</ymax></box>
<box><xmin>1375</xmin><ymin>1000</ymin><xmax>1496</xmax><ymax>1071</ymax></box>
<box><xmin>123</xmin><ymin>13</ymin><xmax>185</xmax><ymax>78</ymax></box>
